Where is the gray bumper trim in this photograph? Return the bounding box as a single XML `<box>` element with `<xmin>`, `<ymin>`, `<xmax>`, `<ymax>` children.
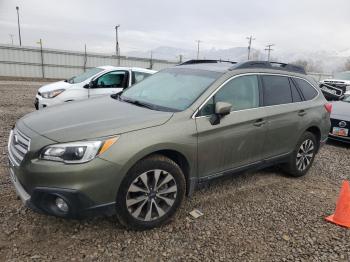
<box><xmin>9</xmin><ymin>167</ymin><xmax>30</xmax><ymax>204</ymax></box>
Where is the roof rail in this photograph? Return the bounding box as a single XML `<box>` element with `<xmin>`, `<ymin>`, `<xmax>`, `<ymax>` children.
<box><xmin>179</xmin><ymin>59</ymin><xmax>237</xmax><ymax>65</ymax></box>
<box><xmin>231</xmin><ymin>61</ymin><xmax>306</xmax><ymax>74</ymax></box>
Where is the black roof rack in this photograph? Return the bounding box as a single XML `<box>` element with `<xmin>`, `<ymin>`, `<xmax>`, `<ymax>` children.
<box><xmin>179</xmin><ymin>59</ymin><xmax>237</xmax><ymax>65</ymax></box>
<box><xmin>231</xmin><ymin>61</ymin><xmax>306</xmax><ymax>74</ymax></box>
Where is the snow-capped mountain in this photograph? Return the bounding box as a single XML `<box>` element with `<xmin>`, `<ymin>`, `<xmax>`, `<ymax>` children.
<box><xmin>126</xmin><ymin>46</ymin><xmax>350</xmax><ymax>73</ymax></box>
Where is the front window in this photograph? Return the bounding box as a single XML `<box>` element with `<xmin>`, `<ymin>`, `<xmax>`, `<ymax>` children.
<box><xmin>96</xmin><ymin>71</ymin><xmax>128</xmax><ymax>88</ymax></box>
<box><xmin>67</xmin><ymin>67</ymin><xmax>104</xmax><ymax>84</ymax></box>
<box><xmin>121</xmin><ymin>68</ymin><xmax>221</xmax><ymax>111</ymax></box>
<box><xmin>199</xmin><ymin>75</ymin><xmax>259</xmax><ymax>116</ymax></box>
<box><xmin>333</xmin><ymin>72</ymin><xmax>350</xmax><ymax>80</ymax></box>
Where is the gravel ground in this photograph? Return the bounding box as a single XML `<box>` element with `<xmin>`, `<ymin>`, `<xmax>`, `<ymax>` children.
<box><xmin>0</xmin><ymin>79</ymin><xmax>350</xmax><ymax>261</ymax></box>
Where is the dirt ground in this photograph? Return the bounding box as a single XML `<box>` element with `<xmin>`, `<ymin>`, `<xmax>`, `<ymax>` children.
<box><xmin>0</xmin><ymin>79</ymin><xmax>349</xmax><ymax>261</ymax></box>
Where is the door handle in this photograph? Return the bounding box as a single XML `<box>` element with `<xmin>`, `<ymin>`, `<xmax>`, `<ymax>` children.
<box><xmin>253</xmin><ymin>119</ymin><xmax>266</xmax><ymax>127</ymax></box>
<box><xmin>298</xmin><ymin>110</ymin><xmax>307</xmax><ymax>116</ymax></box>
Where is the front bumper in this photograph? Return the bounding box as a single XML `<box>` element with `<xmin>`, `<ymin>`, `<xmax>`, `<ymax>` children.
<box><xmin>8</xmin><ymin>163</ymin><xmax>116</xmax><ymax>218</ymax></box>
<box><xmin>35</xmin><ymin>94</ymin><xmax>63</xmax><ymax>110</ymax></box>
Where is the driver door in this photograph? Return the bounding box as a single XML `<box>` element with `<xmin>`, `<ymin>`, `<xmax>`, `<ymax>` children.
<box><xmin>88</xmin><ymin>70</ymin><xmax>129</xmax><ymax>98</ymax></box>
<box><xmin>195</xmin><ymin>74</ymin><xmax>268</xmax><ymax>179</ymax></box>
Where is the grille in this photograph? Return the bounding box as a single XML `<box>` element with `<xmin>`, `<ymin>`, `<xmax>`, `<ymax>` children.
<box><xmin>8</xmin><ymin>128</ymin><xmax>31</xmax><ymax>166</ymax></box>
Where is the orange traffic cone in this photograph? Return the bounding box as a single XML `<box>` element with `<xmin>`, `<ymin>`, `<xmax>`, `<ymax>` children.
<box><xmin>325</xmin><ymin>180</ymin><xmax>350</xmax><ymax>228</ymax></box>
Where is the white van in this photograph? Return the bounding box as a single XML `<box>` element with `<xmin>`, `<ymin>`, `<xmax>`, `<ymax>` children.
<box><xmin>35</xmin><ymin>66</ymin><xmax>156</xmax><ymax>109</ymax></box>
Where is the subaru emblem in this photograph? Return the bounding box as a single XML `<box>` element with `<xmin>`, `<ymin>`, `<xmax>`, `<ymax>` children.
<box><xmin>339</xmin><ymin>121</ymin><xmax>347</xmax><ymax>128</ymax></box>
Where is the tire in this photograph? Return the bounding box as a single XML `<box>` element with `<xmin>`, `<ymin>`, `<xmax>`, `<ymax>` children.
<box><xmin>116</xmin><ymin>154</ymin><xmax>186</xmax><ymax>230</ymax></box>
<box><xmin>284</xmin><ymin>132</ymin><xmax>318</xmax><ymax>177</ymax></box>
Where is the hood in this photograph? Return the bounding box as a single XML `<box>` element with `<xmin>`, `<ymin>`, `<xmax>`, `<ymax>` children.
<box><xmin>38</xmin><ymin>81</ymin><xmax>73</xmax><ymax>93</ymax></box>
<box><xmin>20</xmin><ymin>96</ymin><xmax>173</xmax><ymax>142</ymax></box>
<box><xmin>331</xmin><ymin>101</ymin><xmax>350</xmax><ymax>121</ymax></box>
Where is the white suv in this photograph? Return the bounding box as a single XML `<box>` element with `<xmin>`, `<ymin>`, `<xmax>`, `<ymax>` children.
<box><xmin>35</xmin><ymin>66</ymin><xmax>156</xmax><ymax>109</ymax></box>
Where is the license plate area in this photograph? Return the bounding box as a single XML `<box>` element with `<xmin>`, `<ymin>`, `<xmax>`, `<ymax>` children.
<box><xmin>332</xmin><ymin>127</ymin><xmax>349</xmax><ymax>137</ymax></box>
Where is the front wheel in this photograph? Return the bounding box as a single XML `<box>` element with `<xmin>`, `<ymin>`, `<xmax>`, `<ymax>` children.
<box><xmin>284</xmin><ymin>132</ymin><xmax>317</xmax><ymax>177</ymax></box>
<box><xmin>116</xmin><ymin>155</ymin><xmax>186</xmax><ymax>230</ymax></box>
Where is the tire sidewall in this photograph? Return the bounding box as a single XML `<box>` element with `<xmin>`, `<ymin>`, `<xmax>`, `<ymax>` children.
<box><xmin>290</xmin><ymin>132</ymin><xmax>317</xmax><ymax>177</ymax></box>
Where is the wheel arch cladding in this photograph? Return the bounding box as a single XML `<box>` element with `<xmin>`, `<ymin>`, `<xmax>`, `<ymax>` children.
<box><xmin>305</xmin><ymin>126</ymin><xmax>321</xmax><ymax>151</ymax></box>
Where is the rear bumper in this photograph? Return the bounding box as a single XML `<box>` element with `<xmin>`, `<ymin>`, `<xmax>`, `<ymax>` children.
<box><xmin>328</xmin><ymin>133</ymin><xmax>350</xmax><ymax>144</ymax></box>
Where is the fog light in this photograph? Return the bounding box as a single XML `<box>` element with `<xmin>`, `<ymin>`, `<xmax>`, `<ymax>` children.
<box><xmin>55</xmin><ymin>197</ymin><xmax>69</xmax><ymax>213</ymax></box>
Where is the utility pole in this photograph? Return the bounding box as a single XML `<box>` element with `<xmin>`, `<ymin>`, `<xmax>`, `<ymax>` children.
<box><xmin>178</xmin><ymin>54</ymin><xmax>183</xmax><ymax>64</ymax></box>
<box><xmin>246</xmin><ymin>35</ymin><xmax>255</xmax><ymax>60</ymax></box>
<box><xmin>9</xmin><ymin>34</ymin><xmax>14</xmax><ymax>45</ymax></box>
<box><xmin>265</xmin><ymin>44</ymin><xmax>274</xmax><ymax>61</ymax></box>
<box><xmin>16</xmin><ymin>6</ymin><xmax>22</xmax><ymax>46</ymax></box>
<box><xmin>83</xmin><ymin>44</ymin><xmax>87</xmax><ymax>72</ymax></box>
<box><xmin>196</xmin><ymin>40</ymin><xmax>202</xmax><ymax>60</ymax></box>
<box><xmin>149</xmin><ymin>51</ymin><xmax>154</xmax><ymax>70</ymax></box>
<box><xmin>115</xmin><ymin>25</ymin><xmax>120</xmax><ymax>65</ymax></box>
<box><xmin>37</xmin><ymin>39</ymin><xmax>44</xmax><ymax>78</ymax></box>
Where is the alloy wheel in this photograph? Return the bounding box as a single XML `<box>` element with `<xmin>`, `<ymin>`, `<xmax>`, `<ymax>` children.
<box><xmin>126</xmin><ymin>169</ymin><xmax>177</xmax><ymax>221</ymax></box>
<box><xmin>296</xmin><ymin>139</ymin><xmax>314</xmax><ymax>172</ymax></box>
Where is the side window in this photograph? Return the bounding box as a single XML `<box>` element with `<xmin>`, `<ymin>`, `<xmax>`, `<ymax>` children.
<box><xmin>132</xmin><ymin>71</ymin><xmax>151</xmax><ymax>84</ymax></box>
<box><xmin>199</xmin><ymin>75</ymin><xmax>259</xmax><ymax>116</ymax></box>
<box><xmin>262</xmin><ymin>75</ymin><xmax>292</xmax><ymax>106</ymax></box>
<box><xmin>96</xmin><ymin>71</ymin><xmax>127</xmax><ymax>88</ymax></box>
<box><xmin>289</xmin><ymin>78</ymin><xmax>303</xmax><ymax>102</ymax></box>
<box><xmin>294</xmin><ymin>78</ymin><xmax>318</xmax><ymax>100</ymax></box>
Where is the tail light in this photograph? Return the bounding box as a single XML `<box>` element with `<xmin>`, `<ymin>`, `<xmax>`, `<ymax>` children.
<box><xmin>324</xmin><ymin>103</ymin><xmax>332</xmax><ymax>113</ymax></box>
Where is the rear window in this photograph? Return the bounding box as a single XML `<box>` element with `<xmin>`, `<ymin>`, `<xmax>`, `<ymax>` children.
<box><xmin>262</xmin><ymin>75</ymin><xmax>292</xmax><ymax>106</ymax></box>
<box><xmin>294</xmin><ymin>78</ymin><xmax>318</xmax><ymax>100</ymax></box>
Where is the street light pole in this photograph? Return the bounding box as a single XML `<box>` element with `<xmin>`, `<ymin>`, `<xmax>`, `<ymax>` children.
<box><xmin>115</xmin><ymin>25</ymin><xmax>120</xmax><ymax>65</ymax></box>
<box><xmin>16</xmin><ymin>6</ymin><xmax>22</xmax><ymax>46</ymax></box>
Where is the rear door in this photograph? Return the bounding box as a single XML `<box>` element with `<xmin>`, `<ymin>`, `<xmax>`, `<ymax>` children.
<box><xmin>89</xmin><ymin>70</ymin><xmax>129</xmax><ymax>97</ymax></box>
<box><xmin>196</xmin><ymin>74</ymin><xmax>268</xmax><ymax>178</ymax></box>
<box><xmin>260</xmin><ymin>74</ymin><xmax>305</xmax><ymax>160</ymax></box>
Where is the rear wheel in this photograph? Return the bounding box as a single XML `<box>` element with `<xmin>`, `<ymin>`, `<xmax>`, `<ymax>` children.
<box><xmin>116</xmin><ymin>155</ymin><xmax>186</xmax><ymax>230</ymax></box>
<box><xmin>284</xmin><ymin>132</ymin><xmax>317</xmax><ymax>177</ymax></box>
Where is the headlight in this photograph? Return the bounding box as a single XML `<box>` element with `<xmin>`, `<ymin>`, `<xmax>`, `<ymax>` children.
<box><xmin>41</xmin><ymin>89</ymin><xmax>65</xmax><ymax>99</ymax></box>
<box><xmin>40</xmin><ymin>137</ymin><xmax>118</xmax><ymax>164</ymax></box>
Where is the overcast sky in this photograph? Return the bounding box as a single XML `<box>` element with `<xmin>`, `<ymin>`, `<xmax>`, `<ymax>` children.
<box><xmin>0</xmin><ymin>0</ymin><xmax>349</xmax><ymax>56</ymax></box>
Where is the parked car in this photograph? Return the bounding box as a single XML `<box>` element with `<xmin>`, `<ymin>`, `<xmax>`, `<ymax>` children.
<box><xmin>35</xmin><ymin>66</ymin><xmax>156</xmax><ymax>109</ymax></box>
<box><xmin>8</xmin><ymin>60</ymin><xmax>331</xmax><ymax>230</ymax></box>
<box><xmin>320</xmin><ymin>71</ymin><xmax>350</xmax><ymax>98</ymax></box>
<box><xmin>329</xmin><ymin>94</ymin><xmax>350</xmax><ymax>143</ymax></box>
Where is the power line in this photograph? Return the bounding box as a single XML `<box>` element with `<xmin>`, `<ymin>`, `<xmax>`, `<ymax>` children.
<box><xmin>265</xmin><ymin>44</ymin><xmax>274</xmax><ymax>61</ymax></box>
<box><xmin>246</xmin><ymin>35</ymin><xmax>255</xmax><ymax>60</ymax></box>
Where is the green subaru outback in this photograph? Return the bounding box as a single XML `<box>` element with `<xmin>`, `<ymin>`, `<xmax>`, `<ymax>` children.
<box><xmin>8</xmin><ymin>60</ymin><xmax>331</xmax><ymax>229</ymax></box>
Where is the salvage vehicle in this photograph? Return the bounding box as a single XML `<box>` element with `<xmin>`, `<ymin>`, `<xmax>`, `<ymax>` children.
<box><xmin>329</xmin><ymin>94</ymin><xmax>350</xmax><ymax>143</ymax></box>
<box><xmin>35</xmin><ymin>66</ymin><xmax>156</xmax><ymax>109</ymax></box>
<box><xmin>8</xmin><ymin>60</ymin><xmax>331</xmax><ymax>230</ymax></box>
<box><xmin>320</xmin><ymin>71</ymin><xmax>350</xmax><ymax>99</ymax></box>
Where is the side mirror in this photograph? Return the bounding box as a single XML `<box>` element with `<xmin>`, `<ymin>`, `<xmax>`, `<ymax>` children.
<box><xmin>215</xmin><ymin>102</ymin><xmax>232</xmax><ymax>115</ymax></box>
<box><xmin>89</xmin><ymin>81</ymin><xmax>95</xmax><ymax>88</ymax></box>
<box><xmin>210</xmin><ymin>102</ymin><xmax>232</xmax><ymax>125</ymax></box>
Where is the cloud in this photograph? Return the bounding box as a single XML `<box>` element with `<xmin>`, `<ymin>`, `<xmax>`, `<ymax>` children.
<box><xmin>0</xmin><ymin>0</ymin><xmax>349</xmax><ymax>55</ymax></box>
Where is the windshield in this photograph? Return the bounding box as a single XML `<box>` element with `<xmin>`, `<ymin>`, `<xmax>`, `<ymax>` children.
<box><xmin>120</xmin><ymin>68</ymin><xmax>220</xmax><ymax>111</ymax></box>
<box><xmin>67</xmin><ymin>67</ymin><xmax>104</xmax><ymax>84</ymax></box>
<box><xmin>333</xmin><ymin>71</ymin><xmax>350</xmax><ymax>80</ymax></box>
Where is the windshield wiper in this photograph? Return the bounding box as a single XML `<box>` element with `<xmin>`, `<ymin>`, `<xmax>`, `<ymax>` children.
<box><xmin>119</xmin><ymin>96</ymin><xmax>156</xmax><ymax>110</ymax></box>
